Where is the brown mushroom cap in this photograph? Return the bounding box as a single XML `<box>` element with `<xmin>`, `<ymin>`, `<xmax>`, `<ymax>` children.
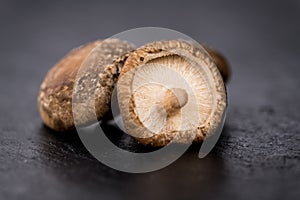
<box><xmin>203</xmin><ymin>46</ymin><xmax>230</xmax><ymax>82</ymax></box>
<box><xmin>38</xmin><ymin>39</ymin><xmax>134</xmax><ymax>131</ymax></box>
<box><xmin>117</xmin><ymin>40</ymin><xmax>227</xmax><ymax>146</ymax></box>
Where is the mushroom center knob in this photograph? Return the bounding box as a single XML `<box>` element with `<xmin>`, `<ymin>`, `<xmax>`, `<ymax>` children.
<box><xmin>156</xmin><ymin>88</ymin><xmax>188</xmax><ymax>114</ymax></box>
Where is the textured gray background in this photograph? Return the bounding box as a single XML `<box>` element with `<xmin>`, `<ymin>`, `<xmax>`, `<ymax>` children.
<box><xmin>0</xmin><ymin>0</ymin><xmax>300</xmax><ymax>199</ymax></box>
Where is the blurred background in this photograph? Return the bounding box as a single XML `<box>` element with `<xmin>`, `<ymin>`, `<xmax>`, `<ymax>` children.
<box><xmin>0</xmin><ymin>0</ymin><xmax>299</xmax><ymax>200</ymax></box>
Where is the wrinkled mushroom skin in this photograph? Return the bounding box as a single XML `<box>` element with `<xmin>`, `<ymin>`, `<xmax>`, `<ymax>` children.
<box><xmin>38</xmin><ymin>39</ymin><xmax>134</xmax><ymax>131</ymax></box>
<box><xmin>38</xmin><ymin>41</ymin><xmax>101</xmax><ymax>131</ymax></box>
<box><xmin>118</xmin><ymin>40</ymin><xmax>227</xmax><ymax>147</ymax></box>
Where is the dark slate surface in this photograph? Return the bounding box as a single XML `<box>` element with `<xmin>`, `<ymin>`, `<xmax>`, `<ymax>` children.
<box><xmin>0</xmin><ymin>0</ymin><xmax>299</xmax><ymax>199</ymax></box>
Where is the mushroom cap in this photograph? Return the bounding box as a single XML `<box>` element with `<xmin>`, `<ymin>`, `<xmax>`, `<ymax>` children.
<box><xmin>204</xmin><ymin>46</ymin><xmax>231</xmax><ymax>82</ymax></box>
<box><xmin>38</xmin><ymin>39</ymin><xmax>134</xmax><ymax>131</ymax></box>
<box><xmin>117</xmin><ymin>40</ymin><xmax>227</xmax><ymax>146</ymax></box>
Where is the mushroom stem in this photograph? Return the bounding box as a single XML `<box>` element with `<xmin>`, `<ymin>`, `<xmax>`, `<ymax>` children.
<box><xmin>156</xmin><ymin>88</ymin><xmax>188</xmax><ymax>114</ymax></box>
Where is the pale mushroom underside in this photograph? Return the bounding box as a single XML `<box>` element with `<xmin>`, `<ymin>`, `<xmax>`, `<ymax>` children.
<box><xmin>117</xmin><ymin>40</ymin><xmax>227</xmax><ymax>146</ymax></box>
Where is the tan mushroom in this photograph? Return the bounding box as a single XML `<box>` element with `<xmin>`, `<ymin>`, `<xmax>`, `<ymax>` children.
<box><xmin>38</xmin><ymin>39</ymin><xmax>134</xmax><ymax>131</ymax></box>
<box><xmin>38</xmin><ymin>38</ymin><xmax>229</xmax><ymax>137</ymax></box>
<box><xmin>117</xmin><ymin>40</ymin><xmax>227</xmax><ymax>146</ymax></box>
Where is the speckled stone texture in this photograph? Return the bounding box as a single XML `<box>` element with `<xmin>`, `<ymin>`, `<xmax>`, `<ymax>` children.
<box><xmin>0</xmin><ymin>0</ymin><xmax>299</xmax><ymax>200</ymax></box>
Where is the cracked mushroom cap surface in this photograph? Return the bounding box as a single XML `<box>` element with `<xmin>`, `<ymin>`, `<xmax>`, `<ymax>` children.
<box><xmin>117</xmin><ymin>40</ymin><xmax>227</xmax><ymax>146</ymax></box>
<box><xmin>38</xmin><ymin>39</ymin><xmax>134</xmax><ymax>131</ymax></box>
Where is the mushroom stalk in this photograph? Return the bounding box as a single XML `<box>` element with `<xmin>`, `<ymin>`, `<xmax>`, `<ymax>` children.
<box><xmin>156</xmin><ymin>88</ymin><xmax>188</xmax><ymax>114</ymax></box>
